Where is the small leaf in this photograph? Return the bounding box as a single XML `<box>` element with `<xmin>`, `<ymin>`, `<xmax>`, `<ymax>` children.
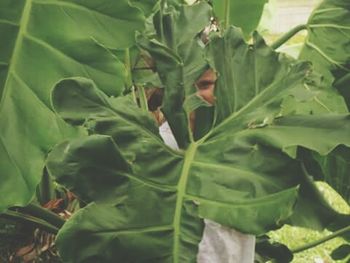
<box><xmin>255</xmin><ymin>235</ymin><xmax>293</xmax><ymax>263</ymax></box>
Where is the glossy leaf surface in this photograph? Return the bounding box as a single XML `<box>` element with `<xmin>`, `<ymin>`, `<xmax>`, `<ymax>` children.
<box><xmin>0</xmin><ymin>0</ymin><xmax>146</xmax><ymax>212</ymax></box>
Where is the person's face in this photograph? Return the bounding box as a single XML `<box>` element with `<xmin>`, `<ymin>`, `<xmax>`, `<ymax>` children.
<box><xmin>189</xmin><ymin>69</ymin><xmax>217</xmax><ymax>131</ymax></box>
<box><xmin>195</xmin><ymin>69</ymin><xmax>217</xmax><ymax>105</ymax></box>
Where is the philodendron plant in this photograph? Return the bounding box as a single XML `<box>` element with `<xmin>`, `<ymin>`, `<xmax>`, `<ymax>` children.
<box><xmin>43</xmin><ymin>1</ymin><xmax>350</xmax><ymax>262</ymax></box>
<box><xmin>0</xmin><ymin>0</ymin><xmax>349</xmax><ymax>262</ymax></box>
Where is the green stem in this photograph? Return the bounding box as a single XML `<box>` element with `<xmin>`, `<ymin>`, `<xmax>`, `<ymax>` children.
<box><xmin>1</xmin><ymin>210</ymin><xmax>59</xmax><ymax>234</ymax></box>
<box><xmin>159</xmin><ymin>0</ymin><xmax>166</xmax><ymax>43</ymax></box>
<box><xmin>124</xmin><ymin>46</ymin><xmax>148</xmax><ymax>111</ymax></box>
<box><xmin>131</xmin><ymin>85</ymin><xmax>137</xmax><ymax>104</ymax></box>
<box><xmin>223</xmin><ymin>0</ymin><xmax>230</xmax><ymax>30</ymax></box>
<box><xmin>37</xmin><ymin>169</ymin><xmax>54</xmax><ymax>205</ymax></box>
<box><xmin>271</xmin><ymin>24</ymin><xmax>308</xmax><ymax>50</ymax></box>
<box><xmin>125</xmin><ymin>48</ymin><xmax>137</xmax><ymax>103</ymax></box>
<box><xmin>17</xmin><ymin>203</ymin><xmax>65</xmax><ymax>228</ymax></box>
<box><xmin>125</xmin><ymin>48</ymin><xmax>133</xmax><ymax>89</ymax></box>
<box><xmin>138</xmin><ymin>86</ymin><xmax>149</xmax><ymax>112</ymax></box>
<box><xmin>291</xmin><ymin>225</ymin><xmax>350</xmax><ymax>254</ymax></box>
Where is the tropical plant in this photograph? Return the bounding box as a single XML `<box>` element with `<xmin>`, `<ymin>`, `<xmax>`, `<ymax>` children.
<box><xmin>0</xmin><ymin>0</ymin><xmax>349</xmax><ymax>262</ymax></box>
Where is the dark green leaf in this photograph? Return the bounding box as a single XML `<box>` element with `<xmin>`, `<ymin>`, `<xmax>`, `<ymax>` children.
<box><xmin>0</xmin><ymin>0</ymin><xmax>146</xmax><ymax>212</ymax></box>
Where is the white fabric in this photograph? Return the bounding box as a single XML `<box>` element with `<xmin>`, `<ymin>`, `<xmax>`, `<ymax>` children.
<box><xmin>197</xmin><ymin>220</ymin><xmax>255</xmax><ymax>263</ymax></box>
<box><xmin>159</xmin><ymin>122</ymin><xmax>255</xmax><ymax>263</ymax></box>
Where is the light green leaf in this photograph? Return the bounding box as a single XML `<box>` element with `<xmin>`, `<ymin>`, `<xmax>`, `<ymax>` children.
<box><xmin>300</xmin><ymin>0</ymin><xmax>350</xmax><ymax>87</ymax></box>
<box><xmin>212</xmin><ymin>0</ymin><xmax>268</xmax><ymax>37</ymax></box>
<box><xmin>47</xmin><ymin>28</ymin><xmax>350</xmax><ymax>262</ymax></box>
<box><xmin>0</xmin><ymin>0</ymin><xmax>146</xmax><ymax>212</ymax></box>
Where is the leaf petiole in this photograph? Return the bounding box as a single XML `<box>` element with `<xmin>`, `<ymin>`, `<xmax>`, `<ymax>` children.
<box><xmin>14</xmin><ymin>203</ymin><xmax>65</xmax><ymax>228</ymax></box>
<box><xmin>291</xmin><ymin>224</ymin><xmax>350</xmax><ymax>254</ymax></box>
<box><xmin>271</xmin><ymin>24</ymin><xmax>308</xmax><ymax>50</ymax></box>
<box><xmin>1</xmin><ymin>210</ymin><xmax>59</xmax><ymax>234</ymax></box>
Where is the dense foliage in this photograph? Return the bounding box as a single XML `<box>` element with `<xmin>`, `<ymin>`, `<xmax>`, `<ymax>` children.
<box><xmin>0</xmin><ymin>0</ymin><xmax>349</xmax><ymax>262</ymax></box>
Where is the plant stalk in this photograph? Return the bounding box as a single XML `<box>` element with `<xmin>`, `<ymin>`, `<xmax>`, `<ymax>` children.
<box><xmin>271</xmin><ymin>24</ymin><xmax>308</xmax><ymax>50</ymax></box>
<box><xmin>223</xmin><ymin>0</ymin><xmax>230</xmax><ymax>30</ymax></box>
<box><xmin>291</xmin><ymin>224</ymin><xmax>350</xmax><ymax>254</ymax></box>
<box><xmin>16</xmin><ymin>203</ymin><xmax>65</xmax><ymax>228</ymax></box>
<box><xmin>1</xmin><ymin>210</ymin><xmax>59</xmax><ymax>234</ymax></box>
<box><xmin>125</xmin><ymin>48</ymin><xmax>137</xmax><ymax>104</ymax></box>
<box><xmin>138</xmin><ymin>86</ymin><xmax>149</xmax><ymax>112</ymax></box>
<box><xmin>125</xmin><ymin>48</ymin><xmax>133</xmax><ymax>90</ymax></box>
<box><xmin>159</xmin><ymin>0</ymin><xmax>166</xmax><ymax>43</ymax></box>
<box><xmin>37</xmin><ymin>169</ymin><xmax>54</xmax><ymax>205</ymax></box>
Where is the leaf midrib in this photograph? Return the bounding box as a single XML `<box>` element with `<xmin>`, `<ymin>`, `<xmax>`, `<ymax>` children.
<box><xmin>172</xmin><ymin>142</ymin><xmax>197</xmax><ymax>263</ymax></box>
<box><xmin>0</xmin><ymin>0</ymin><xmax>32</xmax><ymax>112</ymax></box>
<box><xmin>0</xmin><ymin>0</ymin><xmax>34</xmax><ymax>204</ymax></box>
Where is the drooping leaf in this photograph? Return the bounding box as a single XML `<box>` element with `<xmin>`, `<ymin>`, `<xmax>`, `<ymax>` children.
<box><xmin>300</xmin><ymin>0</ymin><xmax>350</xmax><ymax>87</ymax></box>
<box><xmin>47</xmin><ymin>28</ymin><xmax>350</xmax><ymax>262</ymax></box>
<box><xmin>211</xmin><ymin>0</ymin><xmax>268</xmax><ymax>37</ymax></box>
<box><xmin>0</xmin><ymin>0</ymin><xmax>147</xmax><ymax>212</ymax></box>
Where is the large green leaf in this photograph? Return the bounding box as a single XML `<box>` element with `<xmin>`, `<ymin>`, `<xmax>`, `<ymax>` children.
<box><xmin>300</xmin><ymin>0</ymin><xmax>350</xmax><ymax>87</ymax></box>
<box><xmin>47</xmin><ymin>28</ymin><xmax>350</xmax><ymax>262</ymax></box>
<box><xmin>0</xmin><ymin>0</ymin><xmax>147</xmax><ymax>212</ymax></box>
<box><xmin>298</xmin><ymin>0</ymin><xmax>350</xmax><ymax>216</ymax></box>
<box><xmin>212</xmin><ymin>0</ymin><xmax>268</xmax><ymax>37</ymax></box>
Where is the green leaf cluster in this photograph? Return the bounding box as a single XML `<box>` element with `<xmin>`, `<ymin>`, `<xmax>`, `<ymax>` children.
<box><xmin>0</xmin><ymin>0</ymin><xmax>349</xmax><ymax>262</ymax></box>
